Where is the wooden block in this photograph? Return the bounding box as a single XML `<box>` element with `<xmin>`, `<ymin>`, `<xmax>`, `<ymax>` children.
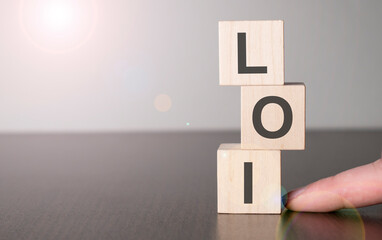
<box><xmin>219</xmin><ymin>20</ymin><xmax>284</xmax><ymax>86</ymax></box>
<box><xmin>217</xmin><ymin>144</ymin><xmax>281</xmax><ymax>214</ymax></box>
<box><xmin>241</xmin><ymin>83</ymin><xmax>305</xmax><ymax>150</ymax></box>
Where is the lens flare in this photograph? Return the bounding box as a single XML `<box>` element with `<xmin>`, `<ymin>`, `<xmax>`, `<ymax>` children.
<box><xmin>19</xmin><ymin>0</ymin><xmax>98</xmax><ymax>54</ymax></box>
<box><xmin>281</xmin><ymin>185</ymin><xmax>287</xmax><ymax>208</ymax></box>
<box><xmin>42</xmin><ymin>2</ymin><xmax>75</xmax><ymax>31</ymax></box>
<box><xmin>277</xmin><ymin>197</ymin><xmax>365</xmax><ymax>240</ymax></box>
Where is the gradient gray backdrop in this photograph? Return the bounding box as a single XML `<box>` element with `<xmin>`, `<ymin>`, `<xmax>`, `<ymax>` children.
<box><xmin>0</xmin><ymin>0</ymin><xmax>381</xmax><ymax>132</ymax></box>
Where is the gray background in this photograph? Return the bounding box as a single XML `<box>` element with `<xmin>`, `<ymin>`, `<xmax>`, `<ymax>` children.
<box><xmin>0</xmin><ymin>0</ymin><xmax>381</xmax><ymax>132</ymax></box>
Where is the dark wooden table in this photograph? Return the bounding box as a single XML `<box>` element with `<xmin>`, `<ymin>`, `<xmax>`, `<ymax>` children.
<box><xmin>0</xmin><ymin>131</ymin><xmax>381</xmax><ymax>239</ymax></box>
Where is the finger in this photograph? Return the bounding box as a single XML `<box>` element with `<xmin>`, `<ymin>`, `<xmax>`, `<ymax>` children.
<box><xmin>284</xmin><ymin>158</ymin><xmax>382</xmax><ymax>212</ymax></box>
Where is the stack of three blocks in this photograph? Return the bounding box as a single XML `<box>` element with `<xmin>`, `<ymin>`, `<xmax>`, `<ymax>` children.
<box><xmin>217</xmin><ymin>20</ymin><xmax>305</xmax><ymax>214</ymax></box>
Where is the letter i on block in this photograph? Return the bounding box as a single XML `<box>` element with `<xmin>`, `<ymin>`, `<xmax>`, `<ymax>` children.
<box><xmin>217</xmin><ymin>144</ymin><xmax>281</xmax><ymax>214</ymax></box>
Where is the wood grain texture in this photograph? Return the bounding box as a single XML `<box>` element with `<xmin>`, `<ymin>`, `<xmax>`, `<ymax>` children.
<box><xmin>219</xmin><ymin>20</ymin><xmax>284</xmax><ymax>86</ymax></box>
<box><xmin>241</xmin><ymin>83</ymin><xmax>305</xmax><ymax>150</ymax></box>
<box><xmin>217</xmin><ymin>144</ymin><xmax>281</xmax><ymax>214</ymax></box>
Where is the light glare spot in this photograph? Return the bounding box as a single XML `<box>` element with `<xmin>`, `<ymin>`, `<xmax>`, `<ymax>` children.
<box><xmin>19</xmin><ymin>0</ymin><xmax>98</xmax><ymax>53</ymax></box>
<box><xmin>42</xmin><ymin>2</ymin><xmax>74</xmax><ymax>31</ymax></box>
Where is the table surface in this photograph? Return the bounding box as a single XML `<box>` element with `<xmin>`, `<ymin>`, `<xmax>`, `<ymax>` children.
<box><xmin>0</xmin><ymin>131</ymin><xmax>381</xmax><ymax>240</ymax></box>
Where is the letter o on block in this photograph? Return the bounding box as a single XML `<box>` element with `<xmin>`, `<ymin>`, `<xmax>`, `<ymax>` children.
<box><xmin>252</xmin><ymin>96</ymin><xmax>292</xmax><ymax>139</ymax></box>
<box><xmin>241</xmin><ymin>84</ymin><xmax>305</xmax><ymax>150</ymax></box>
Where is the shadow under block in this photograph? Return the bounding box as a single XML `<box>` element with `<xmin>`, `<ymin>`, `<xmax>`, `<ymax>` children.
<box><xmin>241</xmin><ymin>83</ymin><xmax>305</xmax><ymax>150</ymax></box>
<box><xmin>219</xmin><ymin>20</ymin><xmax>284</xmax><ymax>86</ymax></box>
<box><xmin>217</xmin><ymin>144</ymin><xmax>281</xmax><ymax>214</ymax></box>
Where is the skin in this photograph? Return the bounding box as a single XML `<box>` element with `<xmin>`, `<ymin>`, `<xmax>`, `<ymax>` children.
<box><xmin>285</xmin><ymin>158</ymin><xmax>382</xmax><ymax>212</ymax></box>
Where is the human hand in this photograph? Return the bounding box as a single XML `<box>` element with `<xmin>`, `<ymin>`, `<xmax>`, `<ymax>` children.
<box><xmin>284</xmin><ymin>158</ymin><xmax>382</xmax><ymax>212</ymax></box>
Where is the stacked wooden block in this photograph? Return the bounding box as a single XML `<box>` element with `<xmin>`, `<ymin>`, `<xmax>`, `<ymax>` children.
<box><xmin>217</xmin><ymin>20</ymin><xmax>305</xmax><ymax>214</ymax></box>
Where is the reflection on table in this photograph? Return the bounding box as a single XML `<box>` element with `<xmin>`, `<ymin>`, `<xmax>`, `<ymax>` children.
<box><xmin>217</xmin><ymin>208</ymin><xmax>382</xmax><ymax>240</ymax></box>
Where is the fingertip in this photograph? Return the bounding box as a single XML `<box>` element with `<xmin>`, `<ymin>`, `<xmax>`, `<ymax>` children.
<box><xmin>285</xmin><ymin>190</ymin><xmax>345</xmax><ymax>212</ymax></box>
<box><xmin>282</xmin><ymin>187</ymin><xmax>307</xmax><ymax>210</ymax></box>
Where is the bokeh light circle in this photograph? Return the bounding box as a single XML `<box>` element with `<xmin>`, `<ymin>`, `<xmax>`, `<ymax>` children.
<box><xmin>19</xmin><ymin>0</ymin><xmax>98</xmax><ymax>54</ymax></box>
<box><xmin>154</xmin><ymin>94</ymin><xmax>172</xmax><ymax>112</ymax></box>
